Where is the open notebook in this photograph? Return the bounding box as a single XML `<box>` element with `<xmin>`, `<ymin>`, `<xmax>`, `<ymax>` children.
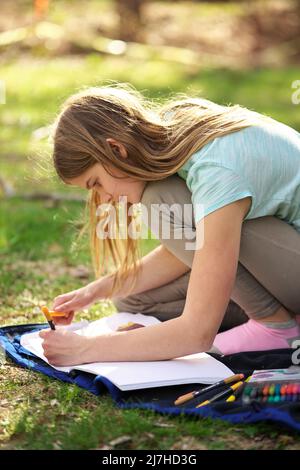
<box><xmin>20</xmin><ymin>312</ymin><xmax>233</xmax><ymax>391</ymax></box>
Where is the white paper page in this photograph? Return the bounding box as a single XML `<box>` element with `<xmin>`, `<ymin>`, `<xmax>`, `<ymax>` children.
<box><xmin>70</xmin><ymin>352</ymin><xmax>233</xmax><ymax>390</ymax></box>
<box><xmin>21</xmin><ymin>312</ymin><xmax>233</xmax><ymax>390</ymax></box>
<box><xmin>20</xmin><ymin>312</ymin><xmax>161</xmax><ymax>374</ymax></box>
<box><xmin>20</xmin><ymin>320</ymin><xmax>90</xmax><ymax>361</ymax></box>
<box><xmin>77</xmin><ymin>312</ymin><xmax>161</xmax><ymax>337</ymax></box>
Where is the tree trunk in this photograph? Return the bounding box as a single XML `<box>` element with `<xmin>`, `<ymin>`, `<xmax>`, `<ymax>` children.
<box><xmin>115</xmin><ymin>0</ymin><xmax>145</xmax><ymax>42</ymax></box>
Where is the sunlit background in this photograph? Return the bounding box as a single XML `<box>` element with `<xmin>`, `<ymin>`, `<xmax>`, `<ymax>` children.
<box><xmin>0</xmin><ymin>0</ymin><xmax>300</xmax><ymax>449</ymax></box>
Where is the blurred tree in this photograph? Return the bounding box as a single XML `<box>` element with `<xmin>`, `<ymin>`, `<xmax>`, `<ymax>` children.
<box><xmin>115</xmin><ymin>0</ymin><xmax>146</xmax><ymax>42</ymax></box>
<box><xmin>296</xmin><ymin>0</ymin><xmax>300</xmax><ymax>51</ymax></box>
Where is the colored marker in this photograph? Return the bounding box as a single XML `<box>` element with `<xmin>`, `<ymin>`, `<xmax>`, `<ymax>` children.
<box><xmin>174</xmin><ymin>373</ymin><xmax>244</xmax><ymax>406</ymax></box>
<box><xmin>263</xmin><ymin>385</ymin><xmax>269</xmax><ymax>396</ymax></box>
<box><xmin>269</xmin><ymin>384</ymin><xmax>275</xmax><ymax>396</ymax></box>
<box><xmin>226</xmin><ymin>376</ymin><xmax>252</xmax><ymax>402</ymax></box>
<box><xmin>196</xmin><ymin>381</ymin><xmax>244</xmax><ymax>408</ymax></box>
<box><xmin>280</xmin><ymin>384</ymin><xmax>287</xmax><ymax>396</ymax></box>
<box><xmin>40</xmin><ymin>306</ymin><xmax>56</xmax><ymax>330</ymax></box>
<box><xmin>49</xmin><ymin>311</ymin><xmax>68</xmax><ymax>317</ymax></box>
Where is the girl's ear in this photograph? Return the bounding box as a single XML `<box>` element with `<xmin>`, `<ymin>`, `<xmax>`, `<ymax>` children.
<box><xmin>106</xmin><ymin>138</ymin><xmax>128</xmax><ymax>159</ymax></box>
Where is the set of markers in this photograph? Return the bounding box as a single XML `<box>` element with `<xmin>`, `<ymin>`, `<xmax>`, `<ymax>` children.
<box><xmin>242</xmin><ymin>367</ymin><xmax>300</xmax><ymax>405</ymax></box>
<box><xmin>174</xmin><ymin>373</ymin><xmax>250</xmax><ymax>408</ymax></box>
<box><xmin>174</xmin><ymin>367</ymin><xmax>300</xmax><ymax>408</ymax></box>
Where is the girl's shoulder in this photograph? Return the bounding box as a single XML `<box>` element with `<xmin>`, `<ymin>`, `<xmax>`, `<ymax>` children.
<box><xmin>203</xmin><ymin>119</ymin><xmax>300</xmax><ymax>159</ymax></box>
<box><xmin>179</xmin><ymin>118</ymin><xmax>300</xmax><ymax>176</ymax></box>
<box><xmin>216</xmin><ymin>119</ymin><xmax>299</xmax><ymax>144</ymax></box>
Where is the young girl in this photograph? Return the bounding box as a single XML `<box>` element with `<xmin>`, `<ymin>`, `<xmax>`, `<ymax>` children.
<box><xmin>39</xmin><ymin>84</ymin><xmax>300</xmax><ymax>367</ymax></box>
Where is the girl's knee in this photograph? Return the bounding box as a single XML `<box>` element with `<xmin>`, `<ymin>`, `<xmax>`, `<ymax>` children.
<box><xmin>241</xmin><ymin>215</ymin><xmax>275</xmax><ymax>237</ymax></box>
<box><xmin>113</xmin><ymin>295</ymin><xmax>146</xmax><ymax>314</ymax></box>
<box><xmin>240</xmin><ymin>215</ymin><xmax>297</xmax><ymax>242</ymax></box>
<box><xmin>141</xmin><ymin>175</ymin><xmax>192</xmax><ymax>207</ymax></box>
<box><xmin>113</xmin><ymin>292</ymin><xmax>163</xmax><ymax>316</ymax></box>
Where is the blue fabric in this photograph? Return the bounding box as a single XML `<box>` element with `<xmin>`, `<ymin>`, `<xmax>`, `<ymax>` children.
<box><xmin>0</xmin><ymin>323</ymin><xmax>123</xmax><ymax>401</ymax></box>
<box><xmin>1</xmin><ymin>322</ymin><xmax>300</xmax><ymax>432</ymax></box>
<box><xmin>177</xmin><ymin>120</ymin><xmax>300</xmax><ymax>229</ymax></box>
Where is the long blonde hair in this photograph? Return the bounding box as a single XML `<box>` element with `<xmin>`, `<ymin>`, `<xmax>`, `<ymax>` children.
<box><xmin>52</xmin><ymin>82</ymin><xmax>270</xmax><ymax>296</ymax></box>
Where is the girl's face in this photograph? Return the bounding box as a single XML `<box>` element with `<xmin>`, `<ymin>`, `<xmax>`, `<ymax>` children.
<box><xmin>65</xmin><ymin>162</ymin><xmax>147</xmax><ymax>204</ymax></box>
<box><xmin>64</xmin><ymin>139</ymin><xmax>147</xmax><ymax>204</ymax></box>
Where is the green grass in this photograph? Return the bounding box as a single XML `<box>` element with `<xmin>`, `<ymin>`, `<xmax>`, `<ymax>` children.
<box><xmin>1</xmin><ymin>50</ymin><xmax>300</xmax><ymax>449</ymax></box>
<box><xmin>0</xmin><ymin>197</ymin><xmax>158</xmax><ymax>324</ymax></box>
<box><xmin>2</xmin><ymin>369</ymin><xmax>285</xmax><ymax>451</ymax></box>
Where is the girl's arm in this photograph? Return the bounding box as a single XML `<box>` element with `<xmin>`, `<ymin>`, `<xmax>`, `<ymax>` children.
<box><xmin>53</xmin><ymin>244</ymin><xmax>190</xmax><ymax>315</ymax></box>
<box><xmin>102</xmin><ymin>244</ymin><xmax>190</xmax><ymax>299</ymax></box>
<box><xmin>42</xmin><ymin>197</ymin><xmax>251</xmax><ymax>365</ymax></box>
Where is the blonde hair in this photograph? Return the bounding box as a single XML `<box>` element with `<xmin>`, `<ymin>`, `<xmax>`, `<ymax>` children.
<box><xmin>52</xmin><ymin>82</ymin><xmax>271</xmax><ymax>296</ymax></box>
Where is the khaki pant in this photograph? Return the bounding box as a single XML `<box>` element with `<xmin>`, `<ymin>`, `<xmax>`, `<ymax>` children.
<box><xmin>113</xmin><ymin>175</ymin><xmax>300</xmax><ymax>331</ymax></box>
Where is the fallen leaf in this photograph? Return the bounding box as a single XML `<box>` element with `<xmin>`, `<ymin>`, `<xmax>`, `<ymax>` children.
<box><xmin>109</xmin><ymin>435</ymin><xmax>132</xmax><ymax>447</ymax></box>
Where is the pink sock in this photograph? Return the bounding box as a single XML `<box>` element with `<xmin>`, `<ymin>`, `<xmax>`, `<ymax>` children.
<box><xmin>213</xmin><ymin>319</ymin><xmax>300</xmax><ymax>355</ymax></box>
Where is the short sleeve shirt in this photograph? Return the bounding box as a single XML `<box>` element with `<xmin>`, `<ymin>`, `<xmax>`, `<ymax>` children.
<box><xmin>177</xmin><ymin>121</ymin><xmax>300</xmax><ymax>233</ymax></box>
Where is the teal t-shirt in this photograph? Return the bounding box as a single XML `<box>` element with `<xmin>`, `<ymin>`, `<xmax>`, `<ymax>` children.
<box><xmin>177</xmin><ymin>120</ymin><xmax>300</xmax><ymax>233</ymax></box>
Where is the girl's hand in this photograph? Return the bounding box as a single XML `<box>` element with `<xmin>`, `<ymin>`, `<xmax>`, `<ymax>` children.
<box><xmin>39</xmin><ymin>328</ymin><xmax>92</xmax><ymax>366</ymax></box>
<box><xmin>52</xmin><ymin>281</ymin><xmax>102</xmax><ymax>325</ymax></box>
<box><xmin>51</xmin><ymin>311</ymin><xmax>75</xmax><ymax>326</ymax></box>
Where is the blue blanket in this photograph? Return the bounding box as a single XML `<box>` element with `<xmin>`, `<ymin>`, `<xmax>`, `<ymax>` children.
<box><xmin>1</xmin><ymin>322</ymin><xmax>300</xmax><ymax>432</ymax></box>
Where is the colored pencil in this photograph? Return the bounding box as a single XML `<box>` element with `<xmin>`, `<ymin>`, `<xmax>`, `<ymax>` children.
<box><xmin>195</xmin><ymin>381</ymin><xmax>244</xmax><ymax>408</ymax></box>
<box><xmin>226</xmin><ymin>376</ymin><xmax>252</xmax><ymax>402</ymax></box>
<box><xmin>174</xmin><ymin>373</ymin><xmax>244</xmax><ymax>406</ymax></box>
